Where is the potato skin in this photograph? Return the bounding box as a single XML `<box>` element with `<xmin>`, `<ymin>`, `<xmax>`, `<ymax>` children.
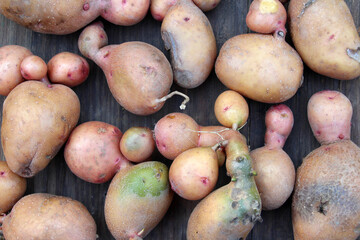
<box><xmin>288</xmin><ymin>0</ymin><xmax>360</xmax><ymax>80</ymax></box>
<box><xmin>64</xmin><ymin>121</ymin><xmax>131</xmax><ymax>183</ymax></box>
<box><xmin>1</xmin><ymin>81</ymin><xmax>80</xmax><ymax>177</ymax></box>
<box><xmin>292</xmin><ymin>140</ymin><xmax>360</xmax><ymax>240</ymax></box>
<box><xmin>215</xmin><ymin>34</ymin><xmax>303</xmax><ymax>103</ymax></box>
<box><xmin>0</xmin><ymin>45</ymin><xmax>32</xmax><ymax>96</ymax></box>
<box><xmin>105</xmin><ymin>161</ymin><xmax>173</xmax><ymax>240</ymax></box>
<box><xmin>0</xmin><ymin>161</ymin><xmax>26</xmax><ymax>213</ymax></box>
<box><xmin>161</xmin><ymin>0</ymin><xmax>217</xmax><ymax>88</ymax></box>
<box><xmin>0</xmin><ymin>0</ymin><xmax>100</xmax><ymax>35</ymax></box>
<box><xmin>2</xmin><ymin>193</ymin><xmax>97</xmax><ymax>240</ymax></box>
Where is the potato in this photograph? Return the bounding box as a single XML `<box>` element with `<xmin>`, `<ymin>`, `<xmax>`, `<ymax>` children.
<box><xmin>64</xmin><ymin>121</ymin><xmax>131</xmax><ymax>184</ymax></box>
<box><xmin>215</xmin><ymin>33</ymin><xmax>303</xmax><ymax>103</ymax></box>
<box><xmin>192</xmin><ymin>0</ymin><xmax>221</xmax><ymax>11</ymax></box>
<box><xmin>0</xmin><ymin>0</ymin><xmax>150</xmax><ymax>34</ymax></box>
<box><xmin>0</xmin><ymin>161</ymin><xmax>26</xmax><ymax>214</ymax></box>
<box><xmin>0</xmin><ymin>45</ymin><xmax>32</xmax><ymax>96</ymax></box>
<box><xmin>246</xmin><ymin>0</ymin><xmax>287</xmax><ymax>34</ymax></box>
<box><xmin>120</xmin><ymin>127</ymin><xmax>155</xmax><ymax>163</ymax></box>
<box><xmin>47</xmin><ymin>52</ymin><xmax>89</xmax><ymax>87</ymax></box>
<box><xmin>214</xmin><ymin>90</ymin><xmax>249</xmax><ymax>130</ymax></box>
<box><xmin>169</xmin><ymin>146</ymin><xmax>219</xmax><ymax>200</ymax></box>
<box><xmin>1</xmin><ymin>81</ymin><xmax>80</xmax><ymax>177</ymax></box>
<box><xmin>78</xmin><ymin>23</ymin><xmax>178</xmax><ymax>116</ymax></box>
<box><xmin>292</xmin><ymin>90</ymin><xmax>360</xmax><ymax>240</ymax></box>
<box><xmin>288</xmin><ymin>0</ymin><xmax>360</xmax><ymax>80</ymax></box>
<box><xmin>20</xmin><ymin>55</ymin><xmax>48</xmax><ymax>80</ymax></box>
<box><xmin>105</xmin><ymin>161</ymin><xmax>173</xmax><ymax>240</ymax></box>
<box><xmin>2</xmin><ymin>193</ymin><xmax>97</xmax><ymax>240</ymax></box>
<box><xmin>161</xmin><ymin>0</ymin><xmax>217</xmax><ymax>88</ymax></box>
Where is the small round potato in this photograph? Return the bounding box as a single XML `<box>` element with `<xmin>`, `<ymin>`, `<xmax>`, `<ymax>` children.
<box><xmin>215</xmin><ymin>33</ymin><xmax>303</xmax><ymax>103</ymax></box>
<box><xmin>0</xmin><ymin>161</ymin><xmax>26</xmax><ymax>214</ymax></box>
<box><xmin>20</xmin><ymin>55</ymin><xmax>48</xmax><ymax>80</ymax></box>
<box><xmin>2</xmin><ymin>193</ymin><xmax>97</xmax><ymax>240</ymax></box>
<box><xmin>0</xmin><ymin>45</ymin><xmax>32</xmax><ymax>96</ymax></box>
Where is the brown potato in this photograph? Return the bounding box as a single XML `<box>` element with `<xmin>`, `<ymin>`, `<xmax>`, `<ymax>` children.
<box><xmin>161</xmin><ymin>0</ymin><xmax>217</xmax><ymax>88</ymax></box>
<box><xmin>0</xmin><ymin>45</ymin><xmax>32</xmax><ymax>96</ymax></box>
<box><xmin>1</xmin><ymin>81</ymin><xmax>80</xmax><ymax>177</ymax></box>
<box><xmin>64</xmin><ymin>121</ymin><xmax>131</xmax><ymax>184</ymax></box>
<box><xmin>2</xmin><ymin>193</ymin><xmax>97</xmax><ymax>240</ymax></box>
<box><xmin>215</xmin><ymin>33</ymin><xmax>303</xmax><ymax>103</ymax></box>
<box><xmin>0</xmin><ymin>161</ymin><xmax>26</xmax><ymax>213</ymax></box>
<box><xmin>289</xmin><ymin>0</ymin><xmax>360</xmax><ymax>80</ymax></box>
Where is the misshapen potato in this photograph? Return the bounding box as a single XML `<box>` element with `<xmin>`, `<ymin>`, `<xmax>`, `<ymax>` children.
<box><xmin>289</xmin><ymin>0</ymin><xmax>360</xmax><ymax>80</ymax></box>
<box><xmin>2</xmin><ymin>193</ymin><xmax>97</xmax><ymax>240</ymax></box>
<box><xmin>105</xmin><ymin>161</ymin><xmax>173</xmax><ymax>240</ymax></box>
<box><xmin>1</xmin><ymin>81</ymin><xmax>80</xmax><ymax>177</ymax></box>
<box><xmin>0</xmin><ymin>45</ymin><xmax>32</xmax><ymax>96</ymax></box>
<box><xmin>215</xmin><ymin>33</ymin><xmax>303</xmax><ymax>103</ymax></box>
<box><xmin>161</xmin><ymin>0</ymin><xmax>217</xmax><ymax>88</ymax></box>
<box><xmin>0</xmin><ymin>0</ymin><xmax>150</xmax><ymax>34</ymax></box>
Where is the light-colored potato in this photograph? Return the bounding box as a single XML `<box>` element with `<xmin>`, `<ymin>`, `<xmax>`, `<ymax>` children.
<box><xmin>169</xmin><ymin>147</ymin><xmax>219</xmax><ymax>200</ymax></box>
<box><xmin>105</xmin><ymin>161</ymin><xmax>173</xmax><ymax>240</ymax></box>
<box><xmin>192</xmin><ymin>0</ymin><xmax>221</xmax><ymax>11</ymax></box>
<box><xmin>47</xmin><ymin>52</ymin><xmax>89</xmax><ymax>87</ymax></box>
<box><xmin>0</xmin><ymin>45</ymin><xmax>32</xmax><ymax>96</ymax></box>
<box><xmin>151</xmin><ymin>0</ymin><xmax>177</xmax><ymax>21</ymax></box>
<box><xmin>215</xmin><ymin>33</ymin><xmax>303</xmax><ymax>103</ymax></box>
<box><xmin>64</xmin><ymin>121</ymin><xmax>131</xmax><ymax>184</ymax></box>
<box><xmin>2</xmin><ymin>193</ymin><xmax>97</xmax><ymax>240</ymax></box>
<box><xmin>0</xmin><ymin>161</ymin><xmax>26</xmax><ymax>213</ymax></box>
<box><xmin>161</xmin><ymin>0</ymin><xmax>217</xmax><ymax>88</ymax></box>
<box><xmin>1</xmin><ymin>81</ymin><xmax>80</xmax><ymax>177</ymax></box>
<box><xmin>20</xmin><ymin>55</ymin><xmax>47</xmax><ymax>80</ymax></box>
<box><xmin>289</xmin><ymin>0</ymin><xmax>360</xmax><ymax>80</ymax></box>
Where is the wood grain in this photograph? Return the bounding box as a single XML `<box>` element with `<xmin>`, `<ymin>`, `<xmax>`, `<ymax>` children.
<box><xmin>0</xmin><ymin>0</ymin><xmax>359</xmax><ymax>239</ymax></box>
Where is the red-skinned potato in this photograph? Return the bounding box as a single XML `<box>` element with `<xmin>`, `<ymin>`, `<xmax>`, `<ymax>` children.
<box><xmin>0</xmin><ymin>161</ymin><xmax>26</xmax><ymax>214</ymax></box>
<box><xmin>119</xmin><ymin>127</ymin><xmax>155</xmax><ymax>163</ymax></box>
<box><xmin>20</xmin><ymin>55</ymin><xmax>48</xmax><ymax>80</ymax></box>
<box><xmin>161</xmin><ymin>0</ymin><xmax>217</xmax><ymax>88</ymax></box>
<box><xmin>292</xmin><ymin>90</ymin><xmax>360</xmax><ymax>240</ymax></box>
<box><xmin>0</xmin><ymin>0</ymin><xmax>150</xmax><ymax>35</ymax></box>
<box><xmin>215</xmin><ymin>33</ymin><xmax>303</xmax><ymax>103</ymax></box>
<box><xmin>214</xmin><ymin>90</ymin><xmax>249</xmax><ymax>130</ymax></box>
<box><xmin>64</xmin><ymin>121</ymin><xmax>131</xmax><ymax>184</ymax></box>
<box><xmin>0</xmin><ymin>45</ymin><xmax>32</xmax><ymax>96</ymax></box>
<box><xmin>289</xmin><ymin>0</ymin><xmax>360</xmax><ymax>80</ymax></box>
<box><xmin>105</xmin><ymin>161</ymin><xmax>173</xmax><ymax>240</ymax></box>
<box><xmin>78</xmin><ymin>22</ymin><xmax>189</xmax><ymax>116</ymax></box>
<box><xmin>192</xmin><ymin>0</ymin><xmax>221</xmax><ymax>11</ymax></box>
<box><xmin>1</xmin><ymin>80</ymin><xmax>80</xmax><ymax>177</ymax></box>
<box><xmin>2</xmin><ymin>193</ymin><xmax>97</xmax><ymax>240</ymax></box>
<box><xmin>250</xmin><ymin>104</ymin><xmax>295</xmax><ymax>210</ymax></box>
<box><xmin>246</xmin><ymin>0</ymin><xmax>287</xmax><ymax>34</ymax></box>
<box><xmin>47</xmin><ymin>52</ymin><xmax>89</xmax><ymax>87</ymax></box>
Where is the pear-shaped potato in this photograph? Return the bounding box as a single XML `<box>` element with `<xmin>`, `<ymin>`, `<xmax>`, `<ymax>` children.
<box><xmin>2</xmin><ymin>193</ymin><xmax>97</xmax><ymax>240</ymax></box>
<box><xmin>288</xmin><ymin>0</ymin><xmax>360</xmax><ymax>80</ymax></box>
<box><xmin>105</xmin><ymin>161</ymin><xmax>173</xmax><ymax>240</ymax></box>
<box><xmin>215</xmin><ymin>33</ymin><xmax>303</xmax><ymax>103</ymax></box>
<box><xmin>1</xmin><ymin>81</ymin><xmax>80</xmax><ymax>177</ymax></box>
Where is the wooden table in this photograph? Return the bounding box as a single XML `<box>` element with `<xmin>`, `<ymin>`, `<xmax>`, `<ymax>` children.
<box><xmin>0</xmin><ymin>1</ymin><xmax>359</xmax><ymax>239</ymax></box>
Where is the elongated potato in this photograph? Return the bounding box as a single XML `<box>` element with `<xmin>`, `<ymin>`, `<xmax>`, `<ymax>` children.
<box><xmin>215</xmin><ymin>33</ymin><xmax>303</xmax><ymax>103</ymax></box>
<box><xmin>161</xmin><ymin>0</ymin><xmax>217</xmax><ymax>88</ymax></box>
<box><xmin>288</xmin><ymin>0</ymin><xmax>360</xmax><ymax>80</ymax></box>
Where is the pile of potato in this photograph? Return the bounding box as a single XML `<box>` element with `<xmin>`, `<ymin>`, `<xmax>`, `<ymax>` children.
<box><xmin>0</xmin><ymin>0</ymin><xmax>359</xmax><ymax>239</ymax></box>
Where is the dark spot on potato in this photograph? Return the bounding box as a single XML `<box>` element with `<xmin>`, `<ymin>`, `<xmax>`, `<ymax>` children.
<box><xmin>316</xmin><ymin>130</ymin><xmax>321</xmax><ymax>136</ymax></box>
<box><xmin>230</xmin><ymin>217</ymin><xmax>239</xmax><ymax>224</ymax></box>
<box><xmin>317</xmin><ymin>198</ymin><xmax>329</xmax><ymax>215</ymax></box>
<box><xmin>122</xmin><ymin>0</ymin><xmax>127</xmax><ymax>4</ymax></box>
<box><xmin>329</xmin><ymin>34</ymin><xmax>335</xmax><ymax>40</ymax></box>
<box><xmin>99</xmin><ymin>173</ymin><xmax>106</xmax><ymax>179</ymax></box>
<box><xmin>61</xmin><ymin>116</ymin><xmax>67</xmax><ymax>122</ymax></box>
<box><xmin>184</xmin><ymin>17</ymin><xmax>190</xmax><ymax>22</ymax></box>
<box><xmin>224</xmin><ymin>106</ymin><xmax>230</xmax><ymax>111</ymax></box>
<box><xmin>0</xmin><ymin>171</ymin><xmax>5</xmax><ymax>176</ymax></box>
<box><xmin>21</xmin><ymin>167</ymin><xmax>32</xmax><ymax>177</ymax></box>
<box><xmin>200</xmin><ymin>177</ymin><xmax>208</xmax><ymax>185</ymax></box>
<box><xmin>338</xmin><ymin>134</ymin><xmax>344</xmax><ymax>139</ymax></box>
<box><xmin>167</xmin><ymin>115</ymin><xmax>175</xmax><ymax>119</ymax></box>
<box><xmin>232</xmin><ymin>201</ymin><xmax>239</xmax><ymax>209</ymax></box>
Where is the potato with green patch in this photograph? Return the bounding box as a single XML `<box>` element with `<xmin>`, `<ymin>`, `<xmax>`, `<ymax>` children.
<box><xmin>105</xmin><ymin>161</ymin><xmax>173</xmax><ymax>240</ymax></box>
